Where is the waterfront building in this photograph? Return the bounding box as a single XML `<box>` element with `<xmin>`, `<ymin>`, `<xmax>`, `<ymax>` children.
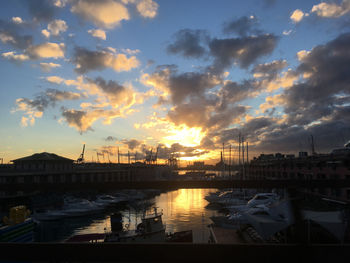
<box><xmin>0</xmin><ymin>152</ymin><xmax>172</xmax><ymax>210</ymax></box>
<box><xmin>248</xmin><ymin>146</ymin><xmax>350</xmax><ymax>203</ymax></box>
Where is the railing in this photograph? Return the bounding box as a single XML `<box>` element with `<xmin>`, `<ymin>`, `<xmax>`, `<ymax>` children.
<box><xmin>0</xmin><ymin>243</ymin><xmax>349</xmax><ymax>262</ymax></box>
<box><xmin>1</xmin><ymin>179</ymin><xmax>350</xmax><ymax>191</ymax></box>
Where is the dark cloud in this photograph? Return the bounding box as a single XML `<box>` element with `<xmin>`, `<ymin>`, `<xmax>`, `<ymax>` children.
<box><xmin>22</xmin><ymin>0</ymin><xmax>56</xmax><ymax>21</ymax></box>
<box><xmin>167</xmin><ymin>29</ymin><xmax>209</xmax><ymax>58</ymax></box>
<box><xmin>215</xmin><ymin>32</ymin><xmax>350</xmax><ymax>154</ymax></box>
<box><xmin>0</xmin><ymin>19</ymin><xmax>33</xmax><ymax>49</ymax></box>
<box><xmin>72</xmin><ymin>46</ymin><xmax>139</xmax><ymax>73</ymax></box>
<box><xmin>223</xmin><ymin>16</ymin><xmax>262</xmax><ymax>37</ymax></box>
<box><xmin>217</xmin><ymin>80</ymin><xmax>259</xmax><ymax>110</ymax></box>
<box><xmin>73</xmin><ymin>47</ymin><xmax>110</xmax><ymax>73</ymax></box>
<box><xmin>122</xmin><ymin>139</ymin><xmax>142</xmax><ymax>150</ymax></box>
<box><xmin>105</xmin><ymin>136</ymin><xmax>117</xmax><ymax>142</ymax></box>
<box><xmin>168</xmin><ymin>71</ymin><xmax>220</xmax><ymax>104</ymax></box>
<box><xmin>61</xmin><ymin>109</ymin><xmax>93</xmax><ymax>134</ymax></box>
<box><xmin>167</xmin><ymin>98</ymin><xmax>247</xmax><ymax>130</ymax></box>
<box><xmin>16</xmin><ymin>89</ymin><xmax>83</xmax><ymax>113</ymax></box>
<box><xmin>254</xmin><ymin>118</ymin><xmax>350</xmax><ymax>153</ymax></box>
<box><xmin>209</xmin><ymin>34</ymin><xmax>278</xmax><ymax>71</ymax></box>
<box><xmin>262</xmin><ymin>0</ymin><xmax>277</xmax><ymax>8</ymax></box>
<box><xmin>252</xmin><ymin>59</ymin><xmax>287</xmax><ymax>80</ymax></box>
<box><xmin>283</xmin><ymin>32</ymin><xmax>350</xmax><ymax>126</ymax></box>
<box><xmin>87</xmin><ymin>77</ymin><xmax>132</xmax><ymax>107</ymax></box>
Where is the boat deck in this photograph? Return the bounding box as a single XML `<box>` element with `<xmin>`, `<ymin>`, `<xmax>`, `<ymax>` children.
<box><xmin>209</xmin><ymin>225</ymin><xmax>244</xmax><ymax>244</ymax></box>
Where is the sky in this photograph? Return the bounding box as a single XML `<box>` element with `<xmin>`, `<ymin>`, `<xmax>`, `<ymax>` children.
<box><xmin>1</xmin><ymin>0</ymin><xmax>350</xmax><ymax>164</ymax></box>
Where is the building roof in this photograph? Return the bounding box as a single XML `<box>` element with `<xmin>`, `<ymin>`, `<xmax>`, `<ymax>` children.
<box><xmin>11</xmin><ymin>152</ymin><xmax>74</xmax><ymax>162</ymax></box>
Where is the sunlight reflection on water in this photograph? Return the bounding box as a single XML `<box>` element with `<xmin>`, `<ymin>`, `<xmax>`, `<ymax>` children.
<box><xmin>38</xmin><ymin>189</ymin><xmax>221</xmax><ymax>243</ymax></box>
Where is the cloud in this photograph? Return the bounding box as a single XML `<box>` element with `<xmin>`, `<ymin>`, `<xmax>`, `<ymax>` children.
<box><xmin>0</xmin><ymin>19</ymin><xmax>33</xmax><ymax>49</ymax></box>
<box><xmin>142</xmin><ymin>65</ymin><xmax>221</xmax><ymax>105</ymax></box>
<box><xmin>262</xmin><ymin>0</ymin><xmax>276</xmax><ymax>8</ymax></box>
<box><xmin>252</xmin><ymin>60</ymin><xmax>288</xmax><ymax>79</ymax></box>
<box><xmin>86</xmin><ymin>77</ymin><xmax>136</xmax><ymax>108</ymax></box>
<box><xmin>41</xmin><ymin>29</ymin><xmax>50</xmax><ymax>38</ymax></box>
<box><xmin>73</xmin><ymin>46</ymin><xmax>139</xmax><ymax>73</ymax></box>
<box><xmin>27</xmin><ymin>42</ymin><xmax>65</xmax><ymax>59</ymax></box>
<box><xmin>39</xmin><ymin>62</ymin><xmax>61</xmax><ymax>72</ymax></box>
<box><xmin>121</xmin><ymin>48</ymin><xmax>140</xmax><ymax>55</ymax></box>
<box><xmin>244</xmin><ymin>32</ymin><xmax>350</xmax><ymax>153</ymax></box>
<box><xmin>209</xmin><ymin>34</ymin><xmax>278</xmax><ymax>71</ymax></box>
<box><xmin>54</xmin><ymin>0</ymin><xmax>68</xmax><ymax>8</ymax></box>
<box><xmin>105</xmin><ymin>136</ymin><xmax>117</xmax><ymax>141</ymax></box>
<box><xmin>61</xmin><ymin>108</ymin><xmax>122</xmax><ymax>133</ymax></box>
<box><xmin>42</xmin><ymin>19</ymin><xmax>68</xmax><ymax>38</ymax></box>
<box><xmin>122</xmin><ymin>139</ymin><xmax>142</xmax><ymax>150</ymax></box>
<box><xmin>45</xmin><ymin>76</ymin><xmax>65</xmax><ymax>84</ymax></box>
<box><xmin>223</xmin><ymin>15</ymin><xmax>262</xmax><ymax>37</ymax></box>
<box><xmin>167</xmin><ymin>29</ymin><xmax>209</xmax><ymax>58</ymax></box>
<box><xmin>283</xmin><ymin>33</ymin><xmax>350</xmax><ymax>125</ymax></box>
<box><xmin>15</xmin><ymin>89</ymin><xmax>84</xmax><ymax>126</ymax></box>
<box><xmin>11</xmin><ymin>17</ymin><xmax>23</xmax><ymax>24</ymax></box>
<box><xmin>71</xmin><ymin>0</ymin><xmax>130</xmax><ymax>28</ymax></box>
<box><xmin>2</xmin><ymin>51</ymin><xmax>29</xmax><ymax>62</ymax></box>
<box><xmin>136</xmin><ymin>0</ymin><xmax>159</xmax><ymax>18</ymax></box>
<box><xmin>296</xmin><ymin>50</ymin><xmax>310</xmax><ymax>61</ymax></box>
<box><xmin>290</xmin><ymin>9</ymin><xmax>305</xmax><ymax>23</ymax></box>
<box><xmin>88</xmin><ymin>29</ymin><xmax>106</xmax><ymax>40</ymax></box>
<box><xmin>282</xmin><ymin>29</ymin><xmax>293</xmax><ymax>36</ymax></box>
<box><xmin>311</xmin><ymin>0</ymin><xmax>350</xmax><ymax>18</ymax></box>
<box><xmin>23</xmin><ymin>0</ymin><xmax>57</xmax><ymax>21</ymax></box>
<box><xmin>258</xmin><ymin>94</ymin><xmax>285</xmax><ymax>113</ymax></box>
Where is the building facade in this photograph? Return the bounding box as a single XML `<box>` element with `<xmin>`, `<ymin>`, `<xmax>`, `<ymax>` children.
<box><xmin>248</xmin><ymin>148</ymin><xmax>350</xmax><ymax>203</ymax></box>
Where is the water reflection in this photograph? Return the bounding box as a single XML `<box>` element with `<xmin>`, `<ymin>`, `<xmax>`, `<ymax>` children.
<box><xmin>37</xmin><ymin>189</ymin><xmax>220</xmax><ymax>243</ymax></box>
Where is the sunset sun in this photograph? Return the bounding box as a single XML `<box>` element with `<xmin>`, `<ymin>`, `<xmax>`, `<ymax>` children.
<box><xmin>162</xmin><ymin>125</ymin><xmax>205</xmax><ymax>147</ymax></box>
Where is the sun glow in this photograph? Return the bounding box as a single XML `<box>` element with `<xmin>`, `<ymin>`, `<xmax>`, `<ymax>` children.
<box><xmin>162</xmin><ymin>125</ymin><xmax>205</xmax><ymax>147</ymax></box>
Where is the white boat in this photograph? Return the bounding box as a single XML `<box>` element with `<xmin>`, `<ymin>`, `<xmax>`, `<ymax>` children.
<box><xmin>226</xmin><ymin>193</ymin><xmax>279</xmax><ymax>213</ymax></box>
<box><xmin>62</xmin><ymin>199</ymin><xmax>105</xmax><ymax>218</ymax></box>
<box><xmin>205</xmin><ymin>190</ymin><xmax>243</xmax><ymax>203</ymax></box>
<box><xmin>210</xmin><ymin>204</ymin><xmax>271</xmax><ymax>229</ymax></box>
<box><xmin>104</xmin><ymin>207</ymin><xmax>166</xmax><ymax>242</ymax></box>
<box><xmin>95</xmin><ymin>194</ymin><xmax>127</xmax><ymax>206</ymax></box>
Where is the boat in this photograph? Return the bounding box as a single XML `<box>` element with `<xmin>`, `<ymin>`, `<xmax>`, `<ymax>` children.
<box><xmin>62</xmin><ymin>199</ymin><xmax>105</xmax><ymax>218</ymax></box>
<box><xmin>205</xmin><ymin>189</ymin><xmax>255</xmax><ymax>206</ymax></box>
<box><xmin>33</xmin><ymin>198</ymin><xmax>106</xmax><ymax>221</ymax></box>
<box><xmin>226</xmin><ymin>193</ymin><xmax>279</xmax><ymax>213</ymax></box>
<box><xmin>0</xmin><ymin>206</ymin><xmax>35</xmax><ymax>242</ymax></box>
<box><xmin>210</xmin><ymin>204</ymin><xmax>271</xmax><ymax>229</ymax></box>
<box><xmin>104</xmin><ymin>207</ymin><xmax>166</xmax><ymax>242</ymax></box>
<box><xmin>65</xmin><ymin>208</ymin><xmax>193</xmax><ymax>243</ymax></box>
<box><xmin>95</xmin><ymin>194</ymin><xmax>127</xmax><ymax>206</ymax></box>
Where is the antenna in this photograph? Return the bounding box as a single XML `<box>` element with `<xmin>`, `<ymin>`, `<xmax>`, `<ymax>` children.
<box><xmin>238</xmin><ymin>132</ymin><xmax>241</xmax><ymax>166</ymax></box>
<box><xmin>246</xmin><ymin>141</ymin><xmax>249</xmax><ymax>163</ymax></box>
<box><xmin>310</xmin><ymin>135</ymin><xmax>316</xmax><ymax>155</ymax></box>
<box><xmin>154</xmin><ymin>146</ymin><xmax>159</xmax><ymax>164</ymax></box>
<box><xmin>229</xmin><ymin>144</ymin><xmax>231</xmax><ymax>177</ymax></box>
<box><xmin>118</xmin><ymin>147</ymin><xmax>120</xmax><ymax>164</ymax></box>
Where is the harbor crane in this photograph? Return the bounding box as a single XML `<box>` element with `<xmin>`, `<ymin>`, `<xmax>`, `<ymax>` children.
<box><xmin>77</xmin><ymin>144</ymin><xmax>85</xmax><ymax>163</ymax></box>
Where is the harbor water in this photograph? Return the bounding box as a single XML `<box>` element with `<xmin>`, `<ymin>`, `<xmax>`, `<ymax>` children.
<box><xmin>35</xmin><ymin>189</ymin><xmax>222</xmax><ymax>243</ymax></box>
